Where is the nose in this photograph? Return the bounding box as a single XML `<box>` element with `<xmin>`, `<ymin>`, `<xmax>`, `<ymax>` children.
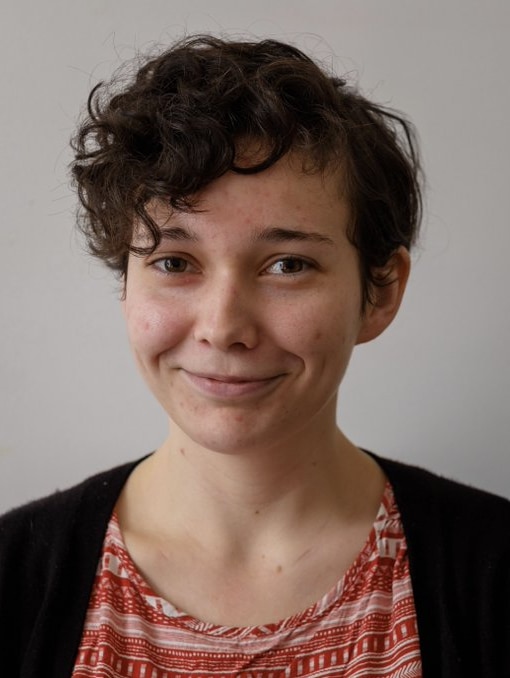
<box><xmin>192</xmin><ymin>275</ymin><xmax>260</xmax><ymax>351</ymax></box>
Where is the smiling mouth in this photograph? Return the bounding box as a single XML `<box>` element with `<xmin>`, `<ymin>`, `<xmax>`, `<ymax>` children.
<box><xmin>181</xmin><ymin>370</ymin><xmax>283</xmax><ymax>398</ymax></box>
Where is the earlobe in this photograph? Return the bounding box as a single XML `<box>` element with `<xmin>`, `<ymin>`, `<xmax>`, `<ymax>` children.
<box><xmin>356</xmin><ymin>247</ymin><xmax>411</xmax><ymax>345</ymax></box>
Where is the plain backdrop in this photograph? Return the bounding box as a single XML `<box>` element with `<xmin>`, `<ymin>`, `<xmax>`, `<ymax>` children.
<box><xmin>1</xmin><ymin>0</ymin><xmax>509</xmax><ymax>513</ymax></box>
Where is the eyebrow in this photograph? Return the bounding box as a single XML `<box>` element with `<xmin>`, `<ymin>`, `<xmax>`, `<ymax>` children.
<box><xmin>158</xmin><ymin>226</ymin><xmax>199</xmax><ymax>242</ymax></box>
<box><xmin>154</xmin><ymin>224</ymin><xmax>335</xmax><ymax>246</ymax></box>
<box><xmin>253</xmin><ymin>227</ymin><xmax>336</xmax><ymax>247</ymax></box>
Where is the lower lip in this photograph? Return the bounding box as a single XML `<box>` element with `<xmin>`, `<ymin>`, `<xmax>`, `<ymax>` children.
<box><xmin>182</xmin><ymin>371</ymin><xmax>282</xmax><ymax>399</ymax></box>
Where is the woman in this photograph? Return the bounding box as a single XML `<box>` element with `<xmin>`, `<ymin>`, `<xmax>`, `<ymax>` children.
<box><xmin>1</xmin><ymin>35</ymin><xmax>509</xmax><ymax>677</ymax></box>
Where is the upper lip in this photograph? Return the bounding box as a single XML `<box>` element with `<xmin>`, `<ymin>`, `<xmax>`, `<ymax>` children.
<box><xmin>183</xmin><ymin>370</ymin><xmax>279</xmax><ymax>383</ymax></box>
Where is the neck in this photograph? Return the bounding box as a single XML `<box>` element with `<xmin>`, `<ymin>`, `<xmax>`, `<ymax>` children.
<box><xmin>120</xmin><ymin>421</ymin><xmax>385</xmax><ymax>559</ymax></box>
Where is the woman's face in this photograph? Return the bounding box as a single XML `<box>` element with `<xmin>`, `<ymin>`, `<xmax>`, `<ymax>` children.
<box><xmin>123</xmin><ymin>156</ymin><xmax>391</xmax><ymax>454</ymax></box>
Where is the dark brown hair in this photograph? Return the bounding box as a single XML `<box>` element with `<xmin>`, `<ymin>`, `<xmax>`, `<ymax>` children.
<box><xmin>71</xmin><ymin>35</ymin><xmax>422</xmax><ymax>304</ymax></box>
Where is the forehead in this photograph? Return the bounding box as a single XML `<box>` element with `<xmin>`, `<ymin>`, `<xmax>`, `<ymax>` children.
<box><xmin>134</xmin><ymin>155</ymin><xmax>349</xmax><ymax>244</ymax></box>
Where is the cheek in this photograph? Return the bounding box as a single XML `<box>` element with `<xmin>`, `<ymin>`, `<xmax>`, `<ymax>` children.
<box><xmin>123</xmin><ymin>294</ymin><xmax>187</xmax><ymax>359</ymax></box>
<box><xmin>275</xmin><ymin>294</ymin><xmax>361</xmax><ymax>357</ymax></box>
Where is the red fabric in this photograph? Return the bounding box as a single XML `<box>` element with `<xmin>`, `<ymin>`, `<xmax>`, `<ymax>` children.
<box><xmin>72</xmin><ymin>484</ymin><xmax>421</xmax><ymax>677</ymax></box>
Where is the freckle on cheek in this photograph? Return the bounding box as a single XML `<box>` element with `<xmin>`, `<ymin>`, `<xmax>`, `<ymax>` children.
<box><xmin>141</xmin><ymin>320</ymin><xmax>152</xmax><ymax>332</ymax></box>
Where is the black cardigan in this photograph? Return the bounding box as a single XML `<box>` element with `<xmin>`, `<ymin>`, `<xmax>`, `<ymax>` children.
<box><xmin>1</xmin><ymin>454</ymin><xmax>509</xmax><ymax>677</ymax></box>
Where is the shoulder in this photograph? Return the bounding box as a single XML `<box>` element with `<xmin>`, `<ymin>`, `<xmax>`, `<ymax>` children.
<box><xmin>0</xmin><ymin>457</ymin><xmax>146</xmax><ymax>673</ymax></box>
<box><xmin>375</xmin><ymin>453</ymin><xmax>510</xmax><ymax>521</ymax></box>
<box><xmin>0</xmin><ymin>456</ymin><xmax>146</xmax><ymax>628</ymax></box>
<box><xmin>370</xmin><ymin>457</ymin><xmax>510</xmax><ymax>672</ymax></box>
<box><xmin>372</xmin><ymin>453</ymin><xmax>510</xmax><ymax>568</ymax></box>
<box><xmin>0</xmin><ymin>456</ymin><xmax>145</xmax><ymax>556</ymax></box>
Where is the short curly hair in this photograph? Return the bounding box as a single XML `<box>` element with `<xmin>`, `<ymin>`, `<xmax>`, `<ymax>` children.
<box><xmin>71</xmin><ymin>35</ymin><xmax>422</xmax><ymax>304</ymax></box>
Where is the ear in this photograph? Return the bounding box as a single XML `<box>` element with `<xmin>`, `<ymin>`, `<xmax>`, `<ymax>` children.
<box><xmin>356</xmin><ymin>247</ymin><xmax>411</xmax><ymax>345</ymax></box>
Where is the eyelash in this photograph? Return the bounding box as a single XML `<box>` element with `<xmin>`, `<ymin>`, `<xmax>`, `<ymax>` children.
<box><xmin>150</xmin><ymin>255</ymin><xmax>313</xmax><ymax>277</ymax></box>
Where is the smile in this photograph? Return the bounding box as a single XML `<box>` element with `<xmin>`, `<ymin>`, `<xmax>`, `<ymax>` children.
<box><xmin>181</xmin><ymin>370</ymin><xmax>283</xmax><ymax>399</ymax></box>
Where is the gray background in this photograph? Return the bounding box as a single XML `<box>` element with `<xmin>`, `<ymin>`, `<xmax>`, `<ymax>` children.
<box><xmin>1</xmin><ymin>0</ymin><xmax>509</xmax><ymax>513</ymax></box>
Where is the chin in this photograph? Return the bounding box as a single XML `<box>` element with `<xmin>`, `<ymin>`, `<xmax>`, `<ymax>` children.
<box><xmin>167</xmin><ymin>409</ymin><xmax>288</xmax><ymax>456</ymax></box>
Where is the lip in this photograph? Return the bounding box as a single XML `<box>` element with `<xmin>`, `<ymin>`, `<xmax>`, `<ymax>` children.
<box><xmin>181</xmin><ymin>370</ymin><xmax>283</xmax><ymax>399</ymax></box>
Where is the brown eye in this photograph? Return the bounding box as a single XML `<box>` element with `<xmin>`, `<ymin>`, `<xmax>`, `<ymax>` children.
<box><xmin>267</xmin><ymin>257</ymin><xmax>309</xmax><ymax>275</ymax></box>
<box><xmin>155</xmin><ymin>257</ymin><xmax>189</xmax><ymax>273</ymax></box>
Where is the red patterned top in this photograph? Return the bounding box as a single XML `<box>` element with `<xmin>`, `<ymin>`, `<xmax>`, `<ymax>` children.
<box><xmin>72</xmin><ymin>483</ymin><xmax>421</xmax><ymax>677</ymax></box>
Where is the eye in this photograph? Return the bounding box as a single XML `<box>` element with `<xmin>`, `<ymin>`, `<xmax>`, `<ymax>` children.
<box><xmin>153</xmin><ymin>256</ymin><xmax>190</xmax><ymax>274</ymax></box>
<box><xmin>266</xmin><ymin>257</ymin><xmax>311</xmax><ymax>275</ymax></box>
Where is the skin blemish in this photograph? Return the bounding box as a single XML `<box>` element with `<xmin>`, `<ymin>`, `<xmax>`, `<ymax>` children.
<box><xmin>276</xmin><ymin>565</ymin><xmax>283</xmax><ymax>574</ymax></box>
<box><xmin>179</xmin><ymin>447</ymin><xmax>186</xmax><ymax>456</ymax></box>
